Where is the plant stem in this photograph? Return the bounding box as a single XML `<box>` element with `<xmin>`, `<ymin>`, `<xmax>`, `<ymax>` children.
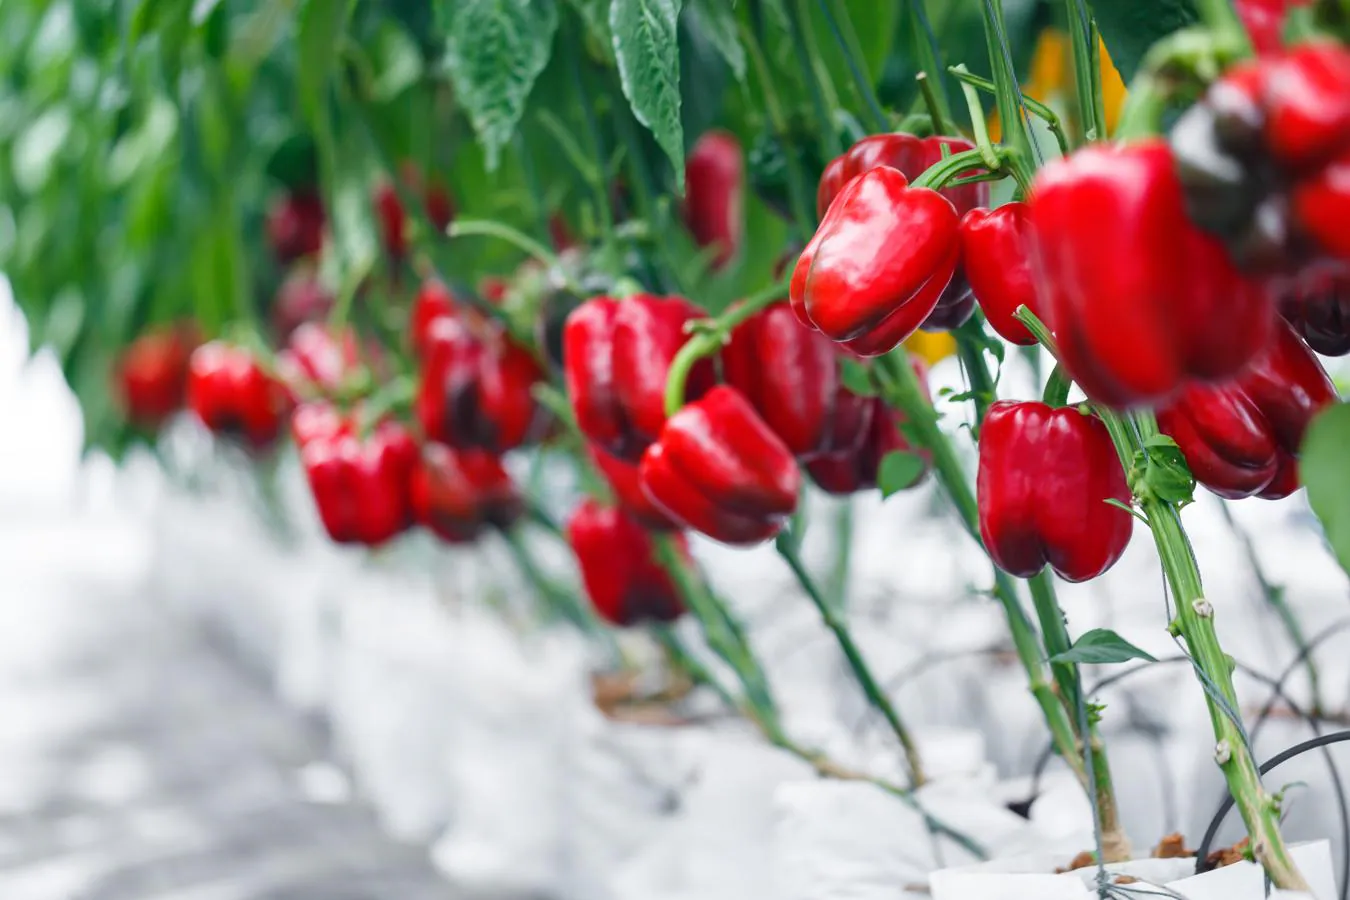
<box><xmin>826</xmin><ymin>499</ymin><xmax>854</xmax><ymax>609</ymax></box>
<box><xmin>953</xmin><ymin>316</ymin><xmax>1000</xmax><ymax>429</ymax></box>
<box><xmin>1065</xmin><ymin>0</ymin><xmax>1107</xmax><ymax>142</ymax></box>
<box><xmin>502</xmin><ymin>527</ymin><xmax>620</xmax><ymax>659</ymax></box>
<box><xmin>952</xmin><ymin>65</ymin><xmax>1002</xmax><ymax>171</ymax></box>
<box><xmin>818</xmin><ymin>0</ymin><xmax>889</xmax><ymax>133</ymax></box>
<box><xmin>741</xmin><ymin>21</ymin><xmax>819</xmax><ymax>235</ymax></box>
<box><xmin>787</xmin><ymin>0</ymin><xmax>842</xmax><ymax>162</ymax></box>
<box><xmin>902</xmin><ymin>0</ymin><xmax>954</xmax><ymax>126</ymax></box>
<box><xmin>777</xmin><ymin>534</ymin><xmax>927</xmax><ymax>787</ymax></box>
<box><xmin>912</xmin><ymin>147</ymin><xmax>1001</xmax><ymax>189</ymax></box>
<box><xmin>1043</xmin><ymin>362</ymin><xmax>1072</xmax><ymax>407</ymax></box>
<box><xmin>1192</xmin><ymin>0</ymin><xmax>1254</xmax><ymax>55</ymax></box>
<box><xmin>978</xmin><ymin>0</ymin><xmax>1035</xmax><ymax>165</ymax></box>
<box><xmin>948</xmin><ymin>66</ymin><xmax>1070</xmax><ymax>156</ymax></box>
<box><xmin>448</xmin><ymin>219</ymin><xmax>562</xmax><ymax>270</ymax></box>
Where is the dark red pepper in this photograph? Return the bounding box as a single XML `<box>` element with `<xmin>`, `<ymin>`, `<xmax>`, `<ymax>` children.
<box><xmin>683</xmin><ymin>130</ymin><xmax>744</xmax><ymax>271</ymax></box>
<box><xmin>416</xmin><ymin>318</ymin><xmax>551</xmax><ymax>453</ymax></box>
<box><xmin>187</xmin><ymin>342</ymin><xmax>293</xmax><ymax>450</ymax></box>
<box><xmin>116</xmin><ymin>326</ymin><xmax>199</xmax><ymax>429</ymax></box>
<box><xmin>722</xmin><ymin>301</ymin><xmax>872</xmax><ymax>458</ymax></box>
<box><xmin>410</xmin><ymin>278</ymin><xmax>486</xmax><ymax>359</ymax></box>
<box><xmin>588</xmin><ymin>444</ymin><xmax>679</xmax><ymax>531</ymax></box>
<box><xmin>374</xmin><ymin>164</ymin><xmax>455</xmax><ymax>259</ymax></box>
<box><xmin>1278</xmin><ymin>263</ymin><xmax>1350</xmax><ymax>355</ymax></box>
<box><xmin>410</xmin><ymin>442</ymin><xmax>523</xmax><ymax>543</ymax></box>
<box><xmin>1030</xmin><ymin>140</ymin><xmax>1275</xmax><ymax>407</ymax></box>
<box><xmin>296</xmin><ymin>404</ymin><xmax>417</xmax><ymax>547</ymax></box>
<box><xmin>276</xmin><ymin>323</ymin><xmax>364</xmax><ymax>396</ymax></box>
<box><xmin>266</xmin><ymin>190</ymin><xmax>325</xmax><ymax>264</ymax></box>
<box><xmin>567</xmin><ymin>499</ymin><xmax>687</xmax><ymax>626</ymax></box>
<box><xmin>639</xmin><ymin>385</ymin><xmax>801</xmax><ymax>545</ymax></box>
<box><xmin>977</xmin><ymin>401</ymin><xmax>1133</xmax><ymax>582</ymax></box>
<box><xmin>960</xmin><ymin>203</ymin><xmax>1042</xmax><ymax>346</ymax></box>
<box><xmin>563</xmin><ymin>294</ymin><xmax>716</xmax><ymax>462</ymax></box>
<box><xmin>1157</xmin><ymin>319</ymin><xmax>1336</xmax><ymax>500</ymax></box>
<box><xmin>791</xmin><ymin>166</ymin><xmax>960</xmax><ymax>357</ymax></box>
<box><xmin>271</xmin><ymin>271</ymin><xmax>334</xmax><ymax>343</ymax></box>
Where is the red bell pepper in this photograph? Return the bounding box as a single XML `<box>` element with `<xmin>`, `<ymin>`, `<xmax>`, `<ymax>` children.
<box><xmin>416</xmin><ymin>318</ymin><xmax>551</xmax><ymax>453</ymax></box>
<box><xmin>187</xmin><ymin>342</ymin><xmax>293</xmax><ymax>449</ymax></box>
<box><xmin>1030</xmin><ymin>140</ymin><xmax>1275</xmax><ymax>407</ymax></box>
<box><xmin>296</xmin><ymin>404</ymin><xmax>417</xmax><ymax>547</ymax></box>
<box><xmin>1278</xmin><ymin>263</ymin><xmax>1350</xmax><ymax>356</ymax></box>
<box><xmin>116</xmin><ymin>325</ymin><xmax>199</xmax><ymax>429</ymax></box>
<box><xmin>977</xmin><ymin>401</ymin><xmax>1134</xmax><ymax>582</ymax></box>
<box><xmin>567</xmin><ymin>499</ymin><xmax>687</xmax><ymax>627</ymax></box>
<box><xmin>1236</xmin><ymin>0</ymin><xmax>1304</xmax><ymax>56</ymax></box>
<box><xmin>791</xmin><ymin>166</ymin><xmax>961</xmax><ymax>357</ymax></box>
<box><xmin>639</xmin><ymin>385</ymin><xmax>801</xmax><ymax>545</ymax></box>
<box><xmin>276</xmin><ymin>323</ymin><xmax>364</xmax><ymax>396</ymax></box>
<box><xmin>410</xmin><ymin>442</ymin><xmax>523</xmax><ymax>543</ymax></box>
<box><xmin>266</xmin><ymin>190</ymin><xmax>325</xmax><ymax>263</ymax></box>
<box><xmin>588</xmin><ymin>444</ymin><xmax>679</xmax><ymax>531</ymax></box>
<box><xmin>374</xmin><ymin>163</ymin><xmax>455</xmax><ymax>259</ymax></box>
<box><xmin>722</xmin><ymin>302</ymin><xmax>872</xmax><ymax>458</ymax></box>
<box><xmin>1292</xmin><ymin>153</ymin><xmax>1350</xmax><ymax>262</ymax></box>
<box><xmin>684</xmin><ymin>130</ymin><xmax>744</xmax><ymax>271</ymax></box>
<box><xmin>960</xmin><ymin>203</ymin><xmax>1042</xmax><ymax>346</ymax></box>
<box><xmin>1157</xmin><ymin>319</ymin><xmax>1337</xmax><ymax>500</ymax></box>
<box><xmin>563</xmin><ymin>294</ymin><xmax>717</xmax><ymax>462</ymax></box>
<box><xmin>411</xmin><ymin>279</ymin><xmax>457</xmax><ymax>358</ymax></box>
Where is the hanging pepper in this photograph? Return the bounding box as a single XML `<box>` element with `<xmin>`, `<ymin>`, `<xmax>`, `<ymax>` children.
<box><xmin>567</xmin><ymin>499</ymin><xmax>687</xmax><ymax>627</ymax></box>
<box><xmin>792</xmin><ymin>166</ymin><xmax>961</xmax><ymax>358</ymax></box>
<box><xmin>960</xmin><ymin>203</ymin><xmax>1042</xmax><ymax>346</ymax></box>
<box><xmin>276</xmin><ymin>323</ymin><xmax>364</xmax><ymax>397</ymax></box>
<box><xmin>1236</xmin><ymin>0</ymin><xmax>1306</xmax><ymax>55</ymax></box>
<box><xmin>295</xmin><ymin>404</ymin><xmax>417</xmax><ymax>547</ymax></box>
<box><xmin>722</xmin><ymin>302</ymin><xmax>872</xmax><ymax>458</ymax></box>
<box><xmin>266</xmin><ymin>190</ymin><xmax>325</xmax><ymax>264</ymax></box>
<box><xmin>588</xmin><ymin>445</ymin><xmax>679</xmax><ymax>531</ymax></box>
<box><xmin>271</xmin><ymin>271</ymin><xmax>334</xmax><ymax>342</ymax></box>
<box><xmin>411</xmin><ymin>279</ymin><xmax>458</xmax><ymax>359</ymax></box>
<box><xmin>1030</xmin><ymin>140</ymin><xmax>1275</xmax><ymax>407</ymax></box>
<box><xmin>416</xmin><ymin>318</ymin><xmax>551</xmax><ymax>453</ymax></box>
<box><xmin>410</xmin><ymin>442</ymin><xmax>523</xmax><ymax>543</ymax></box>
<box><xmin>1157</xmin><ymin>320</ymin><xmax>1336</xmax><ymax>500</ymax></box>
<box><xmin>187</xmin><ymin>342</ymin><xmax>293</xmax><ymax>450</ymax></box>
<box><xmin>116</xmin><ymin>325</ymin><xmax>199</xmax><ymax>430</ymax></box>
<box><xmin>563</xmin><ymin>294</ymin><xmax>716</xmax><ymax>462</ymax></box>
<box><xmin>806</xmin><ymin>397</ymin><xmax>931</xmax><ymax>495</ymax></box>
<box><xmin>1278</xmin><ymin>263</ymin><xmax>1350</xmax><ymax>355</ymax></box>
<box><xmin>639</xmin><ymin>386</ymin><xmax>801</xmax><ymax>545</ymax></box>
<box><xmin>374</xmin><ymin>164</ymin><xmax>455</xmax><ymax>259</ymax></box>
<box><xmin>978</xmin><ymin>401</ymin><xmax>1134</xmax><ymax>582</ymax></box>
<box><xmin>684</xmin><ymin>130</ymin><xmax>744</xmax><ymax>271</ymax></box>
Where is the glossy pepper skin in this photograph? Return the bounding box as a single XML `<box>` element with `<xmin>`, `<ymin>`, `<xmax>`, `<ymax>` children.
<box><xmin>722</xmin><ymin>302</ymin><xmax>871</xmax><ymax>458</ymax></box>
<box><xmin>410</xmin><ymin>442</ymin><xmax>523</xmax><ymax>543</ymax></box>
<box><xmin>1236</xmin><ymin>0</ymin><xmax>1304</xmax><ymax>55</ymax></box>
<box><xmin>791</xmin><ymin>166</ymin><xmax>960</xmax><ymax>357</ymax></box>
<box><xmin>817</xmin><ymin>134</ymin><xmax>987</xmax><ymax>332</ymax></box>
<box><xmin>1278</xmin><ymin>264</ymin><xmax>1350</xmax><ymax>355</ymax></box>
<box><xmin>563</xmin><ymin>294</ymin><xmax>716</xmax><ymax>462</ymax></box>
<box><xmin>567</xmin><ymin>499</ymin><xmax>687</xmax><ymax>626</ymax></box>
<box><xmin>416</xmin><ymin>318</ymin><xmax>551</xmax><ymax>453</ymax></box>
<box><xmin>588</xmin><ymin>445</ymin><xmax>679</xmax><ymax>531</ymax></box>
<box><xmin>266</xmin><ymin>190</ymin><xmax>325</xmax><ymax>263</ymax></box>
<box><xmin>276</xmin><ymin>323</ymin><xmax>363</xmax><ymax>396</ymax></box>
<box><xmin>683</xmin><ymin>131</ymin><xmax>744</xmax><ymax>271</ymax></box>
<box><xmin>187</xmin><ymin>342</ymin><xmax>293</xmax><ymax>450</ymax></box>
<box><xmin>1030</xmin><ymin>140</ymin><xmax>1275</xmax><ymax>407</ymax></box>
<box><xmin>116</xmin><ymin>326</ymin><xmax>198</xmax><ymax>429</ymax></box>
<box><xmin>296</xmin><ymin>405</ymin><xmax>417</xmax><ymax>547</ymax></box>
<box><xmin>960</xmin><ymin>203</ymin><xmax>1042</xmax><ymax>345</ymax></box>
<box><xmin>1157</xmin><ymin>320</ymin><xmax>1336</xmax><ymax>500</ymax></box>
<box><xmin>977</xmin><ymin>401</ymin><xmax>1133</xmax><ymax>582</ymax></box>
<box><xmin>639</xmin><ymin>386</ymin><xmax>801</xmax><ymax>545</ymax></box>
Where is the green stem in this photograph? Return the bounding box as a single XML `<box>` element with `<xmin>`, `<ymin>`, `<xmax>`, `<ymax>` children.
<box><xmin>502</xmin><ymin>528</ymin><xmax>621</xmax><ymax>660</ymax></box>
<box><xmin>902</xmin><ymin>0</ymin><xmax>954</xmax><ymax>126</ymax></box>
<box><xmin>1065</xmin><ymin>0</ymin><xmax>1107</xmax><ymax>142</ymax></box>
<box><xmin>953</xmin><ymin>316</ymin><xmax>1000</xmax><ymax>429</ymax></box>
<box><xmin>826</xmin><ymin>499</ymin><xmax>854</xmax><ymax>610</ymax></box>
<box><xmin>787</xmin><ymin>0</ymin><xmax>842</xmax><ymax>162</ymax></box>
<box><xmin>448</xmin><ymin>219</ymin><xmax>562</xmax><ymax>270</ymax></box>
<box><xmin>1114</xmin><ymin>68</ymin><xmax>1171</xmax><ymax>141</ymax></box>
<box><xmin>653</xmin><ymin>624</ymin><xmax>739</xmax><ymax>710</ymax></box>
<box><xmin>664</xmin><ymin>276</ymin><xmax>790</xmax><ymax>416</ymax></box>
<box><xmin>912</xmin><ymin>147</ymin><xmax>1000</xmax><ymax>190</ymax></box>
<box><xmin>1192</xmin><ymin>0</ymin><xmax>1254</xmax><ymax>55</ymax></box>
<box><xmin>777</xmin><ymin>534</ymin><xmax>927</xmax><ymax>787</ymax></box>
<box><xmin>741</xmin><ymin>21</ymin><xmax>819</xmax><ymax>235</ymax></box>
<box><xmin>1043</xmin><ymin>362</ymin><xmax>1072</xmax><ymax>407</ymax></box>
<box><xmin>978</xmin><ymin>0</ymin><xmax>1035</xmax><ymax>164</ymax></box>
<box><xmin>915</xmin><ymin>73</ymin><xmax>950</xmax><ymax>136</ymax></box>
<box><xmin>951</xmin><ymin>65</ymin><xmax>1001</xmax><ymax>171</ymax></box>
<box><xmin>817</xmin><ymin>0</ymin><xmax>889</xmax><ymax>133</ymax></box>
<box><xmin>947</xmin><ymin>66</ymin><xmax>1070</xmax><ymax>156</ymax></box>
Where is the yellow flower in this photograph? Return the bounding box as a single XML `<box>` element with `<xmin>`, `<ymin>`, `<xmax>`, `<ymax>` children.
<box><xmin>986</xmin><ymin>30</ymin><xmax>1128</xmax><ymax>141</ymax></box>
<box><xmin>904</xmin><ymin>330</ymin><xmax>958</xmax><ymax>366</ymax></box>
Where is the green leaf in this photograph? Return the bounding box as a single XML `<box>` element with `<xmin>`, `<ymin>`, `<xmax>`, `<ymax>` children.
<box><xmin>685</xmin><ymin>0</ymin><xmax>745</xmax><ymax>82</ymax></box>
<box><xmin>1090</xmin><ymin>0</ymin><xmax>1198</xmax><ymax>83</ymax></box>
<box><xmin>297</xmin><ymin>0</ymin><xmax>354</xmax><ymax>134</ymax></box>
<box><xmin>878</xmin><ymin>451</ymin><xmax>926</xmax><ymax>498</ymax></box>
<box><xmin>565</xmin><ymin>0</ymin><xmax>611</xmax><ymax>46</ymax></box>
<box><xmin>1139</xmin><ymin>433</ymin><xmax>1196</xmax><ymax>505</ymax></box>
<box><xmin>444</xmin><ymin>0</ymin><xmax>560</xmax><ymax>172</ymax></box>
<box><xmin>1303</xmin><ymin>403</ymin><xmax>1350</xmax><ymax>577</ymax></box>
<box><xmin>1050</xmin><ymin>628</ymin><xmax>1158</xmax><ymax>666</ymax></box>
<box><xmin>839</xmin><ymin>357</ymin><xmax>878</xmax><ymax>397</ymax></box>
<box><xmin>611</xmin><ymin>0</ymin><xmax>686</xmax><ymax>191</ymax></box>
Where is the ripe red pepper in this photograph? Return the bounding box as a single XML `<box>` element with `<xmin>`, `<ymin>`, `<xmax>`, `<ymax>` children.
<box><xmin>416</xmin><ymin>318</ymin><xmax>551</xmax><ymax>453</ymax></box>
<box><xmin>722</xmin><ymin>302</ymin><xmax>872</xmax><ymax>458</ymax></box>
<box><xmin>791</xmin><ymin>166</ymin><xmax>960</xmax><ymax>357</ymax></box>
<box><xmin>567</xmin><ymin>499</ymin><xmax>687</xmax><ymax>626</ymax></box>
<box><xmin>588</xmin><ymin>445</ymin><xmax>679</xmax><ymax>531</ymax></box>
<box><xmin>977</xmin><ymin>401</ymin><xmax>1133</xmax><ymax>582</ymax></box>
<box><xmin>1030</xmin><ymin>140</ymin><xmax>1275</xmax><ymax>407</ymax></box>
<box><xmin>1292</xmin><ymin>153</ymin><xmax>1350</xmax><ymax>262</ymax></box>
<box><xmin>271</xmin><ymin>272</ymin><xmax>334</xmax><ymax>343</ymax></box>
<box><xmin>374</xmin><ymin>164</ymin><xmax>455</xmax><ymax>259</ymax></box>
<box><xmin>410</xmin><ymin>442</ymin><xmax>523</xmax><ymax>543</ymax></box>
<box><xmin>960</xmin><ymin>203</ymin><xmax>1042</xmax><ymax>346</ymax></box>
<box><xmin>266</xmin><ymin>190</ymin><xmax>325</xmax><ymax>263</ymax></box>
<box><xmin>276</xmin><ymin>323</ymin><xmax>364</xmax><ymax>396</ymax></box>
<box><xmin>563</xmin><ymin>294</ymin><xmax>716</xmax><ymax>462</ymax></box>
<box><xmin>1236</xmin><ymin>0</ymin><xmax>1303</xmax><ymax>55</ymax></box>
<box><xmin>410</xmin><ymin>278</ymin><xmax>486</xmax><ymax>359</ymax></box>
<box><xmin>684</xmin><ymin>130</ymin><xmax>744</xmax><ymax>271</ymax></box>
<box><xmin>1157</xmin><ymin>320</ymin><xmax>1336</xmax><ymax>500</ymax></box>
<box><xmin>639</xmin><ymin>386</ymin><xmax>801</xmax><ymax>545</ymax></box>
<box><xmin>1278</xmin><ymin>263</ymin><xmax>1350</xmax><ymax>355</ymax></box>
<box><xmin>187</xmin><ymin>342</ymin><xmax>293</xmax><ymax>450</ymax></box>
<box><xmin>116</xmin><ymin>326</ymin><xmax>199</xmax><ymax>429</ymax></box>
<box><xmin>296</xmin><ymin>405</ymin><xmax>417</xmax><ymax>547</ymax></box>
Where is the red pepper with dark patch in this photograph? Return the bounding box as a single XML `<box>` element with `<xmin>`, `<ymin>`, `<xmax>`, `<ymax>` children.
<box><xmin>266</xmin><ymin>190</ymin><xmax>325</xmax><ymax>263</ymax></box>
<box><xmin>977</xmin><ymin>401</ymin><xmax>1133</xmax><ymax>582</ymax></box>
<box><xmin>567</xmin><ymin>499</ymin><xmax>687</xmax><ymax>626</ymax></box>
<box><xmin>374</xmin><ymin>164</ymin><xmax>456</xmax><ymax>259</ymax></box>
<box><xmin>563</xmin><ymin>294</ymin><xmax>717</xmax><ymax>462</ymax></box>
<box><xmin>187</xmin><ymin>342</ymin><xmax>293</xmax><ymax>449</ymax></box>
<box><xmin>639</xmin><ymin>386</ymin><xmax>801</xmax><ymax>545</ymax></box>
<box><xmin>1278</xmin><ymin>263</ymin><xmax>1350</xmax><ymax>356</ymax></box>
<box><xmin>410</xmin><ymin>442</ymin><xmax>523</xmax><ymax>543</ymax></box>
<box><xmin>588</xmin><ymin>445</ymin><xmax>679</xmax><ymax>531</ymax></box>
<box><xmin>960</xmin><ymin>203</ymin><xmax>1042</xmax><ymax>346</ymax></box>
<box><xmin>1157</xmin><ymin>320</ymin><xmax>1336</xmax><ymax>500</ymax></box>
<box><xmin>116</xmin><ymin>326</ymin><xmax>199</xmax><ymax>429</ymax></box>
<box><xmin>683</xmin><ymin>130</ymin><xmax>744</xmax><ymax>271</ymax></box>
